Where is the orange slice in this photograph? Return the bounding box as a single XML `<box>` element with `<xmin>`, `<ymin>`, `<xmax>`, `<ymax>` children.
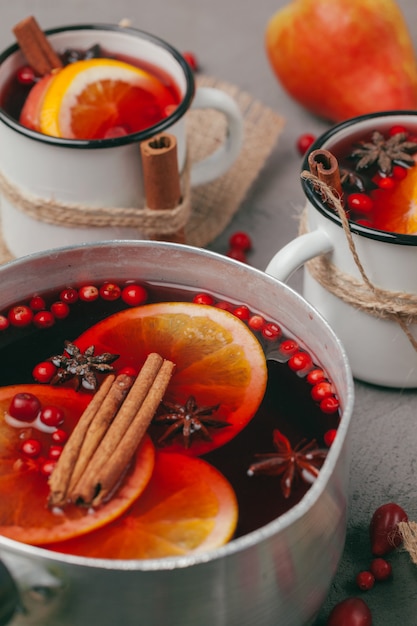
<box><xmin>371</xmin><ymin>164</ymin><xmax>417</xmax><ymax>234</ymax></box>
<box><xmin>74</xmin><ymin>302</ymin><xmax>268</xmax><ymax>455</ymax></box>
<box><xmin>43</xmin><ymin>451</ymin><xmax>238</xmax><ymax>559</ymax></box>
<box><xmin>0</xmin><ymin>384</ymin><xmax>155</xmax><ymax>545</ymax></box>
<box><xmin>36</xmin><ymin>58</ymin><xmax>178</xmax><ymax>139</ymax></box>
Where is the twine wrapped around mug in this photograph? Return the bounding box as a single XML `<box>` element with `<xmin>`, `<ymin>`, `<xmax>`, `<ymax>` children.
<box><xmin>300</xmin><ymin>171</ymin><xmax>417</xmax><ymax>353</ymax></box>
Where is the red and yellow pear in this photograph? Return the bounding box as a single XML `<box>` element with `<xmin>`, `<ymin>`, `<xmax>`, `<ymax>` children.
<box><xmin>265</xmin><ymin>0</ymin><xmax>417</xmax><ymax>122</ymax></box>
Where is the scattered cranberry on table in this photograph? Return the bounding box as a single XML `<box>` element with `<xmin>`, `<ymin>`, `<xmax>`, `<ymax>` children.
<box><xmin>182</xmin><ymin>51</ymin><xmax>199</xmax><ymax>72</ymax></box>
<box><xmin>369</xmin><ymin>558</ymin><xmax>392</xmax><ymax>582</ymax></box>
<box><xmin>296</xmin><ymin>133</ymin><xmax>316</xmax><ymax>155</ymax></box>
<box><xmin>369</xmin><ymin>502</ymin><xmax>408</xmax><ymax>556</ymax></box>
<box><xmin>326</xmin><ymin>597</ymin><xmax>372</xmax><ymax>626</ymax></box>
<box><xmin>356</xmin><ymin>570</ymin><xmax>375</xmax><ymax>592</ymax></box>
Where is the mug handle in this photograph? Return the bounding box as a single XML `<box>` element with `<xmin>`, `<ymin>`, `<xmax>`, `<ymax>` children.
<box><xmin>189</xmin><ymin>87</ymin><xmax>244</xmax><ymax>186</ymax></box>
<box><xmin>265</xmin><ymin>229</ymin><xmax>333</xmax><ymax>282</ymax></box>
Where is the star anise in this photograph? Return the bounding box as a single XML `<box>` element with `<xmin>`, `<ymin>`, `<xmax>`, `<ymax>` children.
<box><xmin>247</xmin><ymin>429</ymin><xmax>327</xmax><ymax>499</ymax></box>
<box><xmin>49</xmin><ymin>341</ymin><xmax>119</xmax><ymax>390</ymax></box>
<box><xmin>153</xmin><ymin>395</ymin><xmax>229</xmax><ymax>449</ymax></box>
<box><xmin>350</xmin><ymin>130</ymin><xmax>417</xmax><ymax>175</ymax></box>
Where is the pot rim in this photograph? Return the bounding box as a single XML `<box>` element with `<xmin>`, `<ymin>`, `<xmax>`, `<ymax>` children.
<box><xmin>0</xmin><ymin>23</ymin><xmax>195</xmax><ymax>150</ymax></box>
<box><xmin>301</xmin><ymin>110</ymin><xmax>417</xmax><ymax>247</ymax></box>
<box><xmin>0</xmin><ymin>240</ymin><xmax>355</xmax><ymax>572</ymax></box>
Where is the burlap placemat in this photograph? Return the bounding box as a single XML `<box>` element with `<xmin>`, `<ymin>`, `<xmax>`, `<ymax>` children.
<box><xmin>0</xmin><ymin>75</ymin><xmax>284</xmax><ymax>264</ymax></box>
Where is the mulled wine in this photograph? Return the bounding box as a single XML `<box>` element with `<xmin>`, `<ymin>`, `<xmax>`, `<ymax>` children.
<box><xmin>0</xmin><ymin>279</ymin><xmax>340</xmax><ymax>559</ymax></box>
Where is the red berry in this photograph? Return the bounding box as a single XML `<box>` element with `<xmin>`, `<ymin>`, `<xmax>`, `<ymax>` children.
<box><xmin>388</xmin><ymin>124</ymin><xmax>408</xmax><ymax>136</ymax></box>
<box><xmin>8</xmin><ymin>305</ymin><xmax>33</xmax><ymax>327</ymax></box>
<box><xmin>29</xmin><ymin>295</ymin><xmax>46</xmax><ymax>311</ymax></box>
<box><xmin>369</xmin><ymin>502</ymin><xmax>408</xmax><ymax>556</ymax></box>
<box><xmin>326</xmin><ymin>597</ymin><xmax>372</xmax><ymax>626</ymax></box>
<box><xmin>227</xmin><ymin>248</ymin><xmax>247</xmax><ymax>263</ymax></box>
<box><xmin>307</xmin><ymin>368</ymin><xmax>326</xmax><ymax>385</ymax></box>
<box><xmin>215</xmin><ymin>301</ymin><xmax>233</xmax><ymax>312</ymax></box>
<box><xmin>347</xmin><ymin>193</ymin><xmax>374</xmax><ymax>214</ymax></box>
<box><xmin>39</xmin><ymin>405</ymin><xmax>65</xmax><ymax>428</ymax></box>
<box><xmin>193</xmin><ymin>293</ymin><xmax>215</xmax><ymax>306</ymax></box>
<box><xmin>296</xmin><ymin>133</ymin><xmax>316</xmax><ymax>155</ymax></box>
<box><xmin>373</xmin><ymin>173</ymin><xmax>396</xmax><ymax>189</ymax></box>
<box><xmin>233</xmin><ymin>305</ymin><xmax>250</xmax><ymax>321</ymax></box>
<box><xmin>279</xmin><ymin>339</ymin><xmax>299</xmax><ymax>356</ymax></box>
<box><xmin>0</xmin><ymin>315</ymin><xmax>9</xmax><ymax>331</ymax></box>
<box><xmin>369</xmin><ymin>557</ymin><xmax>392</xmax><ymax>581</ymax></box>
<box><xmin>261</xmin><ymin>322</ymin><xmax>281</xmax><ymax>340</ymax></box>
<box><xmin>392</xmin><ymin>165</ymin><xmax>408</xmax><ymax>181</ymax></box>
<box><xmin>320</xmin><ymin>396</ymin><xmax>340</xmax><ymax>414</ymax></box>
<box><xmin>118</xmin><ymin>366</ymin><xmax>138</xmax><ymax>377</ymax></box>
<box><xmin>182</xmin><ymin>51</ymin><xmax>198</xmax><ymax>71</ymax></box>
<box><xmin>356</xmin><ymin>570</ymin><xmax>375</xmax><ymax>591</ymax></box>
<box><xmin>248</xmin><ymin>314</ymin><xmax>265</xmax><ymax>331</ymax></box>
<box><xmin>32</xmin><ymin>361</ymin><xmax>57</xmax><ymax>383</ymax></box>
<box><xmin>78</xmin><ymin>285</ymin><xmax>99</xmax><ymax>302</ymax></box>
<box><xmin>288</xmin><ymin>351</ymin><xmax>313</xmax><ymax>372</ymax></box>
<box><xmin>311</xmin><ymin>381</ymin><xmax>333</xmax><ymax>402</ymax></box>
<box><xmin>20</xmin><ymin>438</ymin><xmax>42</xmax><ymax>458</ymax></box>
<box><xmin>228</xmin><ymin>231</ymin><xmax>252</xmax><ymax>251</ymax></box>
<box><xmin>121</xmin><ymin>284</ymin><xmax>148</xmax><ymax>306</ymax></box>
<box><xmin>60</xmin><ymin>287</ymin><xmax>79</xmax><ymax>304</ymax></box>
<box><xmin>50</xmin><ymin>301</ymin><xmax>70</xmax><ymax>319</ymax></box>
<box><xmin>40</xmin><ymin>460</ymin><xmax>56</xmax><ymax>477</ymax></box>
<box><xmin>8</xmin><ymin>392</ymin><xmax>41</xmax><ymax>422</ymax></box>
<box><xmin>324</xmin><ymin>429</ymin><xmax>337</xmax><ymax>447</ymax></box>
<box><xmin>48</xmin><ymin>445</ymin><xmax>64</xmax><ymax>460</ymax></box>
<box><xmin>33</xmin><ymin>310</ymin><xmax>55</xmax><ymax>329</ymax></box>
<box><xmin>99</xmin><ymin>282</ymin><xmax>121</xmax><ymax>301</ymax></box>
<box><xmin>16</xmin><ymin>65</ymin><xmax>36</xmax><ymax>85</ymax></box>
<box><xmin>51</xmin><ymin>429</ymin><xmax>68</xmax><ymax>444</ymax></box>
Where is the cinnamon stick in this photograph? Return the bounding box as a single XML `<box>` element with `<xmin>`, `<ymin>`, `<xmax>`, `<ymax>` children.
<box><xmin>13</xmin><ymin>16</ymin><xmax>63</xmax><ymax>76</ymax></box>
<box><xmin>308</xmin><ymin>149</ymin><xmax>343</xmax><ymax>199</ymax></box>
<box><xmin>140</xmin><ymin>133</ymin><xmax>185</xmax><ymax>243</ymax></box>
<box><xmin>73</xmin><ymin>357</ymin><xmax>175</xmax><ymax>506</ymax></box>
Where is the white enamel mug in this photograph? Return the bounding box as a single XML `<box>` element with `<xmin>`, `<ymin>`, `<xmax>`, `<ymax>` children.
<box><xmin>266</xmin><ymin>111</ymin><xmax>417</xmax><ymax>389</ymax></box>
<box><xmin>0</xmin><ymin>24</ymin><xmax>243</xmax><ymax>258</ymax></box>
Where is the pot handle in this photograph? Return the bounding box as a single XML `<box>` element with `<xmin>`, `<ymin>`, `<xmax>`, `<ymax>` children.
<box><xmin>265</xmin><ymin>229</ymin><xmax>333</xmax><ymax>282</ymax></box>
<box><xmin>189</xmin><ymin>86</ymin><xmax>243</xmax><ymax>186</ymax></box>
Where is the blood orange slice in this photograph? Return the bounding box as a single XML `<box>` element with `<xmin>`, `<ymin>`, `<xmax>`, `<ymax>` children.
<box><xmin>372</xmin><ymin>163</ymin><xmax>417</xmax><ymax>233</ymax></box>
<box><xmin>43</xmin><ymin>451</ymin><xmax>238</xmax><ymax>559</ymax></box>
<box><xmin>74</xmin><ymin>302</ymin><xmax>268</xmax><ymax>455</ymax></box>
<box><xmin>0</xmin><ymin>385</ymin><xmax>155</xmax><ymax>545</ymax></box>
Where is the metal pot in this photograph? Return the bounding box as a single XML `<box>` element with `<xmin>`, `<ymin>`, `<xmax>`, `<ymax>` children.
<box><xmin>0</xmin><ymin>241</ymin><xmax>354</xmax><ymax>626</ymax></box>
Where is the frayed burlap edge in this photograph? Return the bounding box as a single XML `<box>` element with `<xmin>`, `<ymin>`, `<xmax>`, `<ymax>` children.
<box><xmin>0</xmin><ymin>75</ymin><xmax>284</xmax><ymax>264</ymax></box>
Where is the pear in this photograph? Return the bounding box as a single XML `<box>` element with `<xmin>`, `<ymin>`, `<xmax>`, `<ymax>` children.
<box><xmin>265</xmin><ymin>0</ymin><xmax>417</xmax><ymax>122</ymax></box>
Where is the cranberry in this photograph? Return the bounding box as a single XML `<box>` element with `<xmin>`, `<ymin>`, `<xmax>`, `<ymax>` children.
<box><xmin>233</xmin><ymin>305</ymin><xmax>250</xmax><ymax>321</ymax></box>
<box><xmin>182</xmin><ymin>51</ymin><xmax>198</xmax><ymax>71</ymax></box>
<box><xmin>60</xmin><ymin>287</ymin><xmax>79</xmax><ymax>304</ymax></box>
<box><xmin>33</xmin><ymin>310</ymin><xmax>55</xmax><ymax>329</ymax></box>
<box><xmin>8</xmin><ymin>305</ymin><xmax>33</xmax><ymax>327</ymax></box>
<box><xmin>121</xmin><ymin>284</ymin><xmax>148</xmax><ymax>306</ymax></box>
<box><xmin>0</xmin><ymin>315</ymin><xmax>9</xmax><ymax>331</ymax></box>
<box><xmin>16</xmin><ymin>65</ymin><xmax>36</xmax><ymax>85</ymax></box>
<box><xmin>215</xmin><ymin>301</ymin><xmax>233</xmax><ymax>312</ymax></box>
<box><xmin>248</xmin><ymin>314</ymin><xmax>265</xmax><ymax>331</ymax></box>
<box><xmin>40</xmin><ymin>460</ymin><xmax>56</xmax><ymax>477</ymax></box>
<box><xmin>227</xmin><ymin>248</ymin><xmax>247</xmax><ymax>263</ymax></box>
<box><xmin>193</xmin><ymin>293</ymin><xmax>215</xmax><ymax>306</ymax></box>
<box><xmin>288</xmin><ymin>351</ymin><xmax>313</xmax><ymax>372</ymax></box>
<box><xmin>388</xmin><ymin>124</ymin><xmax>408</xmax><ymax>136</ymax></box>
<box><xmin>228</xmin><ymin>231</ymin><xmax>252</xmax><ymax>251</ymax></box>
<box><xmin>78</xmin><ymin>285</ymin><xmax>99</xmax><ymax>302</ymax></box>
<box><xmin>356</xmin><ymin>570</ymin><xmax>375</xmax><ymax>591</ymax></box>
<box><xmin>39</xmin><ymin>406</ymin><xmax>65</xmax><ymax>428</ymax></box>
<box><xmin>20</xmin><ymin>438</ymin><xmax>42</xmax><ymax>458</ymax></box>
<box><xmin>311</xmin><ymin>381</ymin><xmax>333</xmax><ymax>402</ymax></box>
<box><xmin>296</xmin><ymin>133</ymin><xmax>316</xmax><ymax>155</ymax></box>
<box><xmin>8</xmin><ymin>392</ymin><xmax>41</xmax><ymax>422</ymax></box>
<box><xmin>51</xmin><ymin>429</ymin><xmax>69</xmax><ymax>444</ymax></box>
<box><xmin>261</xmin><ymin>322</ymin><xmax>281</xmax><ymax>340</ymax></box>
<box><xmin>327</xmin><ymin>597</ymin><xmax>372</xmax><ymax>626</ymax></box>
<box><xmin>392</xmin><ymin>165</ymin><xmax>408</xmax><ymax>181</ymax></box>
<box><xmin>99</xmin><ymin>282</ymin><xmax>122</xmax><ymax>301</ymax></box>
<box><xmin>50</xmin><ymin>301</ymin><xmax>70</xmax><ymax>319</ymax></box>
<box><xmin>48</xmin><ymin>445</ymin><xmax>64</xmax><ymax>460</ymax></box>
<box><xmin>324</xmin><ymin>429</ymin><xmax>338</xmax><ymax>447</ymax></box>
<box><xmin>369</xmin><ymin>502</ymin><xmax>408</xmax><ymax>556</ymax></box>
<box><xmin>320</xmin><ymin>396</ymin><xmax>340</xmax><ymax>414</ymax></box>
<box><xmin>279</xmin><ymin>339</ymin><xmax>299</xmax><ymax>356</ymax></box>
<box><xmin>347</xmin><ymin>193</ymin><xmax>374</xmax><ymax>214</ymax></box>
<box><xmin>307</xmin><ymin>368</ymin><xmax>327</xmax><ymax>385</ymax></box>
<box><xmin>369</xmin><ymin>557</ymin><xmax>392</xmax><ymax>581</ymax></box>
<box><xmin>373</xmin><ymin>173</ymin><xmax>396</xmax><ymax>189</ymax></box>
<box><xmin>29</xmin><ymin>295</ymin><xmax>46</xmax><ymax>311</ymax></box>
<box><xmin>32</xmin><ymin>361</ymin><xmax>57</xmax><ymax>383</ymax></box>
